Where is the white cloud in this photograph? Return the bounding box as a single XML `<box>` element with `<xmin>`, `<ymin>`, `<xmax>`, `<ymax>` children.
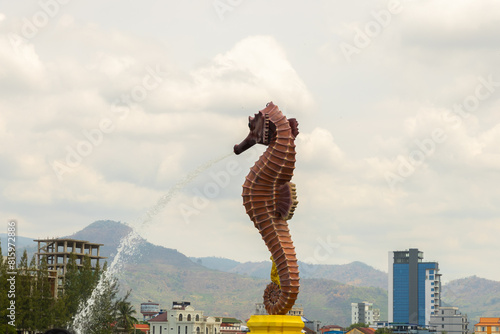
<box><xmin>1</xmin><ymin>0</ymin><xmax>500</xmax><ymax>283</ymax></box>
<box><xmin>0</xmin><ymin>35</ymin><xmax>47</xmax><ymax>93</ymax></box>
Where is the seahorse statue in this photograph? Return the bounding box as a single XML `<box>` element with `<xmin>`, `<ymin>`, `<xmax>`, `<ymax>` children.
<box><xmin>233</xmin><ymin>102</ymin><xmax>300</xmax><ymax>315</ymax></box>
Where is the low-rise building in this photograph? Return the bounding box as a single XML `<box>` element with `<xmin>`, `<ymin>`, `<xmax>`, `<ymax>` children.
<box><xmin>390</xmin><ymin>323</ymin><xmax>435</xmax><ymax>334</ymax></box>
<box><xmin>220</xmin><ymin>318</ymin><xmax>243</xmax><ymax>334</ymax></box>
<box><xmin>134</xmin><ymin>323</ymin><xmax>150</xmax><ymax>333</ymax></box>
<box><xmin>142</xmin><ymin>301</ymin><xmax>161</xmax><ymax>321</ymax></box>
<box><xmin>254</xmin><ymin>303</ymin><xmax>303</xmax><ymax>316</ymax></box>
<box><xmin>320</xmin><ymin>325</ymin><xmax>345</xmax><ymax>334</ymax></box>
<box><xmin>429</xmin><ymin>307</ymin><xmax>468</xmax><ymax>334</ymax></box>
<box><xmin>149</xmin><ymin>301</ymin><xmax>221</xmax><ymax>334</ymax></box>
<box><xmin>474</xmin><ymin>318</ymin><xmax>500</xmax><ymax>334</ymax></box>
<box><xmin>303</xmin><ymin>317</ymin><xmax>322</xmax><ymax>334</ymax></box>
<box><xmin>369</xmin><ymin>321</ymin><xmax>390</xmax><ymax>330</ymax></box>
<box><xmin>351</xmin><ymin>302</ymin><xmax>375</xmax><ymax>325</ymax></box>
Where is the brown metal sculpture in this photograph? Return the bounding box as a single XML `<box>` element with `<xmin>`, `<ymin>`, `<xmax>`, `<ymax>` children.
<box><xmin>233</xmin><ymin>102</ymin><xmax>300</xmax><ymax>315</ymax></box>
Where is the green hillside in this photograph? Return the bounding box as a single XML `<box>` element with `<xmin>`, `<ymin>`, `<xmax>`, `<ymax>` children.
<box><xmin>190</xmin><ymin>257</ymin><xmax>388</xmax><ymax>290</ymax></box>
<box><xmin>12</xmin><ymin>220</ymin><xmax>500</xmax><ymax>328</ymax></box>
<box><xmin>442</xmin><ymin>276</ymin><xmax>500</xmax><ymax>325</ymax></box>
<box><xmin>70</xmin><ymin>221</ymin><xmax>386</xmax><ymax>326</ymax></box>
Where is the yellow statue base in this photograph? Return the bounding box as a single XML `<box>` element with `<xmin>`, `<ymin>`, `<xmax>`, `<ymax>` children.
<box><xmin>247</xmin><ymin>315</ymin><xmax>304</xmax><ymax>334</ymax></box>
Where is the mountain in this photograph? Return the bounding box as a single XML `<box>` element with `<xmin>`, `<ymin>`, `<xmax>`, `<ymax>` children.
<box><xmin>0</xmin><ymin>233</ymin><xmax>34</xmax><ymax>252</ymax></box>
<box><xmin>9</xmin><ymin>220</ymin><xmax>499</xmax><ymax>327</ymax></box>
<box><xmin>190</xmin><ymin>257</ymin><xmax>243</xmax><ymax>272</ymax></box>
<box><xmin>190</xmin><ymin>257</ymin><xmax>388</xmax><ymax>290</ymax></box>
<box><xmin>442</xmin><ymin>276</ymin><xmax>500</xmax><ymax>325</ymax></box>
<box><xmin>66</xmin><ymin>220</ymin><xmax>131</xmax><ymax>257</ymax></box>
<box><xmin>67</xmin><ymin>221</ymin><xmax>387</xmax><ymax>326</ymax></box>
<box><xmin>0</xmin><ymin>233</ymin><xmax>38</xmax><ymax>261</ymax></box>
<box><xmin>302</xmin><ymin>261</ymin><xmax>387</xmax><ymax>290</ymax></box>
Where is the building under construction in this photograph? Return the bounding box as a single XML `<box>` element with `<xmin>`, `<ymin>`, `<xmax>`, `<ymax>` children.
<box><xmin>35</xmin><ymin>238</ymin><xmax>107</xmax><ymax>296</ymax></box>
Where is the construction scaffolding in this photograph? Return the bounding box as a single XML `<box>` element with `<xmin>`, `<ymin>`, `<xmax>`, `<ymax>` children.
<box><xmin>35</xmin><ymin>238</ymin><xmax>107</xmax><ymax>296</ymax></box>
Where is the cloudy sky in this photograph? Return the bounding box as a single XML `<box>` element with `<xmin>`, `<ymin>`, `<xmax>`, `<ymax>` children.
<box><xmin>1</xmin><ymin>0</ymin><xmax>500</xmax><ymax>283</ymax></box>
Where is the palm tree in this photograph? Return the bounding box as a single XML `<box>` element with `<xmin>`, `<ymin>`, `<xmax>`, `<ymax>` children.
<box><xmin>115</xmin><ymin>299</ymin><xmax>138</xmax><ymax>333</ymax></box>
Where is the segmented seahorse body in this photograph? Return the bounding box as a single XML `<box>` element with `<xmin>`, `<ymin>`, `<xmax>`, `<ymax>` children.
<box><xmin>241</xmin><ymin>103</ymin><xmax>300</xmax><ymax>315</ymax></box>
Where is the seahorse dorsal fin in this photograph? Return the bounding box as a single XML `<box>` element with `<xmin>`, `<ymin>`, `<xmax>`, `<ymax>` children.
<box><xmin>288</xmin><ymin>118</ymin><xmax>299</xmax><ymax>138</ymax></box>
<box><xmin>277</xmin><ymin>182</ymin><xmax>298</xmax><ymax>220</ymax></box>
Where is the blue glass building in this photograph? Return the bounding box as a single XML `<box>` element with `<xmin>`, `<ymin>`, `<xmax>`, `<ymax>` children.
<box><xmin>388</xmin><ymin>249</ymin><xmax>441</xmax><ymax>327</ymax></box>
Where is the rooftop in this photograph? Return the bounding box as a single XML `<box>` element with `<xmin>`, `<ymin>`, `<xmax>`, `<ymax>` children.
<box><xmin>475</xmin><ymin>318</ymin><xmax>500</xmax><ymax>326</ymax></box>
<box><xmin>150</xmin><ymin>312</ymin><xmax>169</xmax><ymax>322</ymax></box>
<box><xmin>134</xmin><ymin>324</ymin><xmax>150</xmax><ymax>333</ymax></box>
<box><xmin>221</xmin><ymin>318</ymin><xmax>242</xmax><ymax>324</ymax></box>
<box><xmin>34</xmin><ymin>238</ymin><xmax>104</xmax><ymax>246</ymax></box>
<box><xmin>347</xmin><ymin>328</ymin><xmax>376</xmax><ymax>334</ymax></box>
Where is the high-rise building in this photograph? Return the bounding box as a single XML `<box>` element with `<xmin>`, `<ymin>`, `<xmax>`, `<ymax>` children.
<box><xmin>351</xmin><ymin>302</ymin><xmax>374</xmax><ymax>325</ymax></box>
<box><xmin>388</xmin><ymin>248</ymin><xmax>441</xmax><ymax>326</ymax></box>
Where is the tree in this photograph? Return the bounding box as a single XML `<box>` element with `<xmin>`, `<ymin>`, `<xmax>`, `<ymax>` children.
<box><xmin>5</xmin><ymin>250</ymin><xmax>132</xmax><ymax>334</ymax></box>
<box><xmin>32</xmin><ymin>256</ymin><xmax>55</xmax><ymax>331</ymax></box>
<box><xmin>0</xmin><ymin>240</ymin><xmax>16</xmax><ymax>334</ymax></box>
<box><xmin>16</xmin><ymin>250</ymin><xmax>34</xmax><ymax>332</ymax></box>
<box><xmin>114</xmin><ymin>291</ymin><xmax>138</xmax><ymax>333</ymax></box>
<box><xmin>346</xmin><ymin>323</ymin><xmax>369</xmax><ymax>331</ymax></box>
<box><xmin>375</xmin><ymin>328</ymin><xmax>392</xmax><ymax>334</ymax></box>
<box><xmin>53</xmin><ymin>253</ymin><xmax>102</xmax><ymax>329</ymax></box>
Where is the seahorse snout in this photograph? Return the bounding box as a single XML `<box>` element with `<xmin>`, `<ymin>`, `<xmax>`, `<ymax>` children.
<box><xmin>234</xmin><ymin>134</ymin><xmax>256</xmax><ymax>155</ymax></box>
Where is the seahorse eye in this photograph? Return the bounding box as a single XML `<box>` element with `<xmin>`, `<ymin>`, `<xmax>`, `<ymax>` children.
<box><xmin>248</xmin><ymin>122</ymin><xmax>251</xmax><ymax>129</ymax></box>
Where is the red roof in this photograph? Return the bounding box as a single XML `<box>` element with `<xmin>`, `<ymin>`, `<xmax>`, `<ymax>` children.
<box><xmin>321</xmin><ymin>325</ymin><xmax>344</xmax><ymax>332</ymax></box>
<box><xmin>347</xmin><ymin>328</ymin><xmax>375</xmax><ymax>334</ymax></box>
<box><xmin>134</xmin><ymin>324</ymin><xmax>150</xmax><ymax>333</ymax></box>
<box><xmin>358</xmin><ymin>328</ymin><xmax>375</xmax><ymax>334</ymax></box>
<box><xmin>475</xmin><ymin>318</ymin><xmax>500</xmax><ymax>326</ymax></box>
<box><xmin>150</xmin><ymin>312</ymin><xmax>169</xmax><ymax>322</ymax></box>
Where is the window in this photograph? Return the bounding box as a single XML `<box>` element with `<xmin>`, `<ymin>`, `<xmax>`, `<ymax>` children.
<box><xmin>430</xmin><ymin>275</ymin><xmax>435</xmax><ymax>280</ymax></box>
<box><xmin>442</xmin><ymin>325</ymin><xmax>444</xmax><ymax>329</ymax></box>
<box><xmin>431</xmin><ymin>294</ymin><xmax>434</xmax><ymax>297</ymax></box>
<box><xmin>196</xmin><ymin>315</ymin><xmax>200</xmax><ymax>321</ymax></box>
<box><xmin>430</xmin><ymin>270</ymin><xmax>434</xmax><ymax>274</ymax></box>
<box><xmin>206</xmin><ymin>328</ymin><xmax>209</xmax><ymax>334</ymax></box>
<box><xmin>153</xmin><ymin>326</ymin><xmax>155</xmax><ymax>334</ymax></box>
<box><xmin>431</xmin><ymin>306</ymin><xmax>434</xmax><ymax>309</ymax></box>
<box><xmin>431</xmin><ymin>288</ymin><xmax>434</xmax><ymax>291</ymax></box>
<box><xmin>197</xmin><ymin>327</ymin><xmax>200</xmax><ymax>334</ymax></box>
<box><xmin>188</xmin><ymin>315</ymin><xmax>192</xmax><ymax>321</ymax></box>
<box><xmin>160</xmin><ymin>327</ymin><xmax>162</xmax><ymax>334</ymax></box>
<box><xmin>179</xmin><ymin>314</ymin><xmax>183</xmax><ymax>321</ymax></box>
<box><xmin>442</xmin><ymin>318</ymin><xmax>444</xmax><ymax>321</ymax></box>
<box><xmin>178</xmin><ymin>327</ymin><xmax>181</xmax><ymax>334</ymax></box>
<box><xmin>186</xmin><ymin>326</ymin><xmax>188</xmax><ymax>334</ymax></box>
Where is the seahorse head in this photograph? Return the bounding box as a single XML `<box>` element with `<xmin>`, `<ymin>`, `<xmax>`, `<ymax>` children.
<box><xmin>235</xmin><ymin>101</ymin><xmax>299</xmax><ymax>155</ymax></box>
